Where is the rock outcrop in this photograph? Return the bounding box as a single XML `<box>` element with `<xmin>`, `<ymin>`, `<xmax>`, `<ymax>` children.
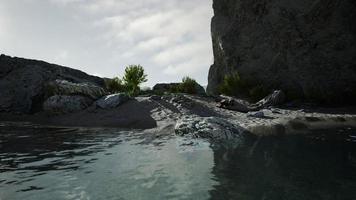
<box><xmin>207</xmin><ymin>0</ymin><xmax>356</xmax><ymax>104</ymax></box>
<box><xmin>0</xmin><ymin>54</ymin><xmax>105</xmax><ymax>113</ymax></box>
<box><xmin>43</xmin><ymin>95</ymin><xmax>93</xmax><ymax>114</ymax></box>
<box><xmin>46</xmin><ymin>80</ymin><xmax>106</xmax><ymax>100</ymax></box>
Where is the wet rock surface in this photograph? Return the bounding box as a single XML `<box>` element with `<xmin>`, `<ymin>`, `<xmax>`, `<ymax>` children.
<box><xmin>96</xmin><ymin>93</ymin><xmax>130</xmax><ymax>109</ymax></box>
<box><xmin>175</xmin><ymin>115</ymin><xmax>246</xmax><ymax>142</ymax></box>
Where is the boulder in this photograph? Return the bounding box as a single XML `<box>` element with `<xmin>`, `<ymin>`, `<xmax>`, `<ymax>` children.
<box><xmin>96</xmin><ymin>93</ymin><xmax>129</xmax><ymax>109</ymax></box>
<box><xmin>46</xmin><ymin>80</ymin><xmax>106</xmax><ymax>100</ymax></box>
<box><xmin>0</xmin><ymin>54</ymin><xmax>105</xmax><ymax>113</ymax></box>
<box><xmin>43</xmin><ymin>95</ymin><xmax>93</xmax><ymax>114</ymax></box>
<box><xmin>175</xmin><ymin>116</ymin><xmax>246</xmax><ymax>142</ymax></box>
<box><xmin>207</xmin><ymin>0</ymin><xmax>356</xmax><ymax>104</ymax></box>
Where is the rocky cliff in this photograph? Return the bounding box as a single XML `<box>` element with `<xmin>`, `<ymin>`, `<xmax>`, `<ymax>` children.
<box><xmin>0</xmin><ymin>54</ymin><xmax>105</xmax><ymax>113</ymax></box>
<box><xmin>207</xmin><ymin>0</ymin><xmax>356</xmax><ymax>104</ymax></box>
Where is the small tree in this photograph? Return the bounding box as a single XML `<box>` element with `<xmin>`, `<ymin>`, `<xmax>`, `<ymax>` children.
<box><xmin>105</xmin><ymin>77</ymin><xmax>125</xmax><ymax>94</ymax></box>
<box><xmin>179</xmin><ymin>76</ymin><xmax>198</xmax><ymax>94</ymax></box>
<box><xmin>123</xmin><ymin>65</ymin><xmax>148</xmax><ymax>96</ymax></box>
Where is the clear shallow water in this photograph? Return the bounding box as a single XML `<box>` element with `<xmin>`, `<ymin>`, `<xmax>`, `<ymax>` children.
<box><xmin>1</xmin><ymin>123</ymin><xmax>356</xmax><ymax>200</ymax></box>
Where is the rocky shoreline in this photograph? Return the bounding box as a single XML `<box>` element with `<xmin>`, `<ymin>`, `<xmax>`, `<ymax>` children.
<box><xmin>2</xmin><ymin>93</ymin><xmax>356</xmax><ymax>140</ymax></box>
<box><xmin>1</xmin><ymin>54</ymin><xmax>356</xmax><ymax>141</ymax></box>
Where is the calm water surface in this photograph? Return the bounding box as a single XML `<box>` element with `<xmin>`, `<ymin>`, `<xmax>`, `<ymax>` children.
<box><xmin>1</xmin><ymin>122</ymin><xmax>356</xmax><ymax>200</ymax></box>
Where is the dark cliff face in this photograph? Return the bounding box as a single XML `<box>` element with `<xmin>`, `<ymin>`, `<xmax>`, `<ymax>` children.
<box><xmin>0</xmin><ymin>54</ymin><xmax>105</xmax><ymax>113</ymax></box>
<box><xmin>207</xmin><ymin>0</ymin><xmax>356</xmax><ymax>104</ymax></box>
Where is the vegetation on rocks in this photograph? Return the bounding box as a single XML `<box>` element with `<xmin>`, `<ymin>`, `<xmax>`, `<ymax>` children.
<box><xmin>178</xmin><ymin>76</ymin><xmax>199</xmax><ymax>94</ymax></box>
<box><xmin>105</xmin><ymin>65</ymin><xmax>148</xmax><ymax>97</ymax></box>
<box><xmin>151</xmin><ymin>76</ymin><xmax>205</xmax><ymax>96</ymax></box>
<box><xmin>219</xmin><ymin>72</ymin><xmax>269</xmax><ymax>102</ymax></box>
<box><xmin>105</xmin><ymin>77</ymin><xmax>126</xmax><ymax>94</ymax></box>
<box><xmin>123</xmin><ymin>65</ymin><xmax>148</xmax><ymax>97</ymax></box>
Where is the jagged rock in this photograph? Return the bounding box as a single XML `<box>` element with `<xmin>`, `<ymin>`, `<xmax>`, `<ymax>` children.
<box><xmin>218</xmin><ymin>90</ymin><xmax>285</xmax><ymax>112</ymax></box>
<box><xmin>46</xmin><ymin>80</ymin><xmax>106</xmax><ymax>100</ymax></box>
<box><xmin>175</xmin><ymin>116</ymin><xmax>245</xmax><ymax>142</ymax></box>
<box><xmin>96</xmin><ymin>93</ymin><xmax>129</xmax><ymax>109</ymax></box>
<box><xmin>253</xmin><ymin>90</ymin><xmax>286</xmax><ymax>108</ymax></box>
<box><xmin>0</xmin><ymin>54</ymin><xmax>105</xmax><ymax>113</ymax></box>
<box><xmin>207</xmin><ymin>0</ymin><xmax>356</xmax><ymax>104</ymax></box>
<box><xmin>217</xmin><ymin>96</ymin><xmax>253</xmax><ymax>113</ymax></box>
<box><xmin>43</xmin><ymin>95</ymin><xmax>93</xmax><ymax>113</ymax></box>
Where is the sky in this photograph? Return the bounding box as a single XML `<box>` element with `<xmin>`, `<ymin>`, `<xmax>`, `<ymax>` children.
<box><xmin>0</xmin><ymin>0</ymin><xmax>214</xmax><ymax>87</ymax></box>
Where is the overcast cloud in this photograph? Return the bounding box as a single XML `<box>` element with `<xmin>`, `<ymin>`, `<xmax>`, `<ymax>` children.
<box><xmin>0</xmin><ymin>0</ymin><xmax>213</xmax><ymax>86</ymax></box>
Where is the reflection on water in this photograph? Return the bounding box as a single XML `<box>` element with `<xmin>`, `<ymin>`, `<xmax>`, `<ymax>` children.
<box><xmin>210</xmin><ymin>128</ymin><xmax>356</xmax><ymax>200</ymax></box>
<box><xmin>1</xmin><ymin>123</ymin><xmax>356</xmax><ymax>200</ymax></box>
<box><xmin>0</xmin><ymin>123</ymin><xmax>216</xmax><ymax>200</ymax></box>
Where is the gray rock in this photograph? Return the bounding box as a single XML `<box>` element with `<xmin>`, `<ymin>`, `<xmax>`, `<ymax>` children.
<box><xmin>149</xmin><ymin>95</ymin><xmax>162</xmax><ymax>101</ymax></box>
<box><xmin>96</xmin><ymin>93</ymin><xmax>129</xmax><ymax>109</ymax></box>
<box><xmin>218</xmin><ymin>90</ymin><xmax>285</xmax><ymax>112</ymax></box>
<box><xmin>0</xmin><ymin>54</ymin><xmax>105</xmax><ymax>113</ymax></box>
<box><xmin>217</xmin><ymin>96</ymin><xmax>252</xmax><ymax>113</ymax></box>
<box><xmin>43</xmin><ymin>95</ymin><xmax>93</xmax><ymax>114</ymax></box>
<box><xmin>46</xmin><ymin>80</ymin><xmax>106</xmax><ymax>100</ymax></box>
<box><xmin>207</xmin><ymin>0</ymin><xmax>356</xmax><ymax>104</ymax></box>
<box><xmin>175</xmin><ymin>116</ymin><xmax>246</xmax><ymax>142</ymax></box>
<box><xmin>247</xmin><ymin>111</ymin><xmax>265</xmax><ymax>118</ymax></box>
<box><xmin>194</xmin><ymin>84</ymin><xmax>206</xmax><ymax>96</ymax></box>
<box><xmin>253</xmin><ymin>90</ymin><xmax>286</xmax><ymax>109</ymax></box>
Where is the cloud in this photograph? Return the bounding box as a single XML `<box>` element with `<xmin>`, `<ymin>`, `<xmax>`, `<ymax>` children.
<box><xmin>54</xmin><ymin>50</ymin><xmax>69</xmax><ymax>62</ymax></box>
<box><xmin>1</xmin><ymin>0</ymin><xmax>213</xmax><ymax>86</ymax></box>
<box><xmin>50</xmin><ymin>0</ymin><xmax>86</xmax><ymax>6</ymax></box>
<box><xmin>89</xmin><ymin>0</ymin><xmax>213</xmax><ymax>82</ymax></box>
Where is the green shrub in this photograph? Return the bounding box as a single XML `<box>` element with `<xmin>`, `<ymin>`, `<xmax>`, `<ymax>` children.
<box><xmin>105</xmin><ymin>77</ymin><xmax>126</xmax><ymax>94</ymax></box>
<box><xmin>168</xmin><ymin>84</ymin><xmax>181</xmax><ymax>93</ymax></box>
<box><xmin>249</xmin><ymin>85</ymin><xmax>269</xmax><ymax>102</ymax></box>
<box><xmin>178</xmin><ymin>76</ymin><xmax>198</xmax><ymax>94</ymax></box>
<box><xmin>123</xmin><ymin>65</ymin><xmax>148</xmax><ymax>97</ymax></box>
<box><xmin>219</xmin><ymin>72</ymin><xmax>246</xmax><ymax>97</ymax></box>
<box><xmin>219</xmin><ymin>71</ymin><xmax>271</xmax><ymax>102</ymax></box>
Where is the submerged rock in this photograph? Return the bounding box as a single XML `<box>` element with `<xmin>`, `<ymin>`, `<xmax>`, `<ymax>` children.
<box><xmin>96</xmin><ymin>93</ymin><xmax>129</xmax><ymax>109</ymax></box>
<box><xmin>43</xmin><ymin>95</ymin><xmax>93</xmax><ymax>114</ymax></box>
<box><xmin>175</xmin><ymin>116</ymin><xmax>246</xmax><ymax>142</ymax></box>
<box><xmin>46</xmin><ymin>80</ymin><xmax>106</xmax><ymax>100</ymax></box>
